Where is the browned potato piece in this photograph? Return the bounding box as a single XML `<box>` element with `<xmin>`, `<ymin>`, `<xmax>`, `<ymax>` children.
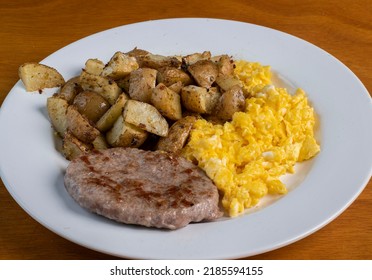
<box><xmin>106</xmin><ymin>115</ymin><xmax>148</xmax><ymax>148</ymax></box>
<box><xmin>156</xmin><ymin>116</ymin><xmax>197</xmax><ymax>154</ymax></box>
<box><xmin>207</xmin><ymin>87</ymin><xmax>222</xmax><ymax>112</ymax></box>
<box><xmin>125</xmin><ymin>48</ymin><xmax>150</xmax><ymax>58</ymax></box>
<box><xmin>215</xmin><ymin>74</ymin><xmax>243</xmax><ymax>92</ymax></box>
<box><xmin>84</xmin><ymin>59</ymin><xmax>105</xmax><ymax>75</ymax></box>
<box><xmin>213</xmin><ymin>55</ymin><xmax>235</xmax><ymax>76</ymax></box>
<box><xmin>101</xmin><ymin>51</ymin><xmax>139</xmax><ymax>79</ymax></box>
<box><xmin>96</xmin><ymin>93</ymin><xmax>129</xmax><ymax>132</ymax></box>
<box><xmin>73</xmin><ymin>91</ymin><xmax>110</xmax><ymax>123</ymax></box>
<box><xmin>182</xmin><ymin>51</ymin><xmax>211</xmax><ymax>67</ymax></box>
<box><xmin>157</xmin><ymin>67</ymin><xmax>193</xmax><ymax>87</ymax></box>
<box><xmin>59</xmin><ymin>76</ymin><xmax>82</xmax><ymax>103</ymax></box>
<box><xmin>168</xmin><ymin>81</ymin><xmax>183</xmax><ymax>94</ymax></box>
<box><xmin>79</xmin><ymin>70</ymin><xmax>121</xmax><ymax>105</ymax></box>
<box><xmin>116</xmin><ymin>74</ymin><xmax>130</xmax><ymax>93</ymax></box>
<box><xmin>92</xmin><ymin>134</ymin><xmax>109</xmax><ymax>150</ymax></box>
<box><xmin>216</xmin><ymin>85</ymin><xmax>246</xmax><ymax>121</ymax></box>
<box><xmin>136</xmin><ymin>53</ymin><xmax>181</xmax><ymax>69</ymax></box>
<box><xmin>66</xmin><ymin>105</ymin><xmax>100</xmax><ymax>143</ymax></box>
<box><xmin>128</xmin><ymin>68</ymin><xmax>157</xmax><ymax>103</ymax></box>
<box><xmin>181</xmin><ymin>85</ymin><xmax>221</xmax><ymax>114</ymax></box>
<box><xmin>151</xmin><ymin>83</ymin><xmax>182</xmax><ymax>121</ymax></box>
<box><xmin>187</xmin><ymin>59</ymin><xmax>219</xmax><ymax>88</ymax></box>
<box><xmin>123</xmin><ymin>100</ymin><xmax>169</xmax><ymax>137</ymax></box>
<box><xmin>47</xmin><ymin>95</ymin><xmax>69</xmax><ymax>137</ymax></box>
<box><xmin>19</xmin><ymin>63</ymin><xmax>65</xmax><ymax>92</ymax></box>
<box><xmin>62</xmin><ymin>131</ymin><xmax>92</xmax><ymax>160</ymax></box>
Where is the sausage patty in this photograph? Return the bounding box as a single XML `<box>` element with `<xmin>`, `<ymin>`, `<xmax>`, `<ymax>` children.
<box><xmin>64</xmin><ymin>148</ymin><xmax>223</xmax><ymax>229</ymax></box>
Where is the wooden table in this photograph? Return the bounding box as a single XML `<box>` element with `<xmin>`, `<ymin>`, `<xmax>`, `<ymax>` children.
<box><xmin>1</xmin><ymin>0</ymin><xmax>371</xmax><ymax>260</ymax></box>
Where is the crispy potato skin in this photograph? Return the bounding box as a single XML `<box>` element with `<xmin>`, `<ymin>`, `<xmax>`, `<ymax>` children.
<box><xmin>187</xmin><ymin>60</ymin><xmax>218</xmax><ymax>88</ymax></box>
<box><xmin>59</xmin><ymin>76</ymin><xmax>82</xmax><ymax>104</ymax></box>
<box><xmin>156</xmin><ymin>116</ymin><xmax>197</xmax><ymax>154</ymax></box>
<box><xmin>215</xmin><ymin>55</ymin><xmax>235</xmax><ymax>76</ymax></box>
<box><xmin>66</xmin><ymin>105</ymin><xmax>100</xmax><ymax>143</ymax></box>
<box><xmin>62</xmin><ymin>132</ymin><xmax>92</xmax><ymax>160</ymax></box>
<box><xmin>216</xmin><ymin>85</ymin><xmax>246</xmax><ymax>121</ymax></box>
<box><xmin>73</xmin><ymin>91</ymin><xmax>110</xmax><ymax>123</ymax></box>
<box><xmin>151</xmin><ymin>83</ymin><xmax>182</xmax><ymax>121</ymax></box>
<box><xmin>157</xmin><ymin>67</ymin><xmax>193</xmax><ymax>87</ymax></box>
<box><xmin>128</xmin><ymin>68</ymin><xmax>157</xmax><ymax>103</ymax></box>
<box><xmin>181</xmin><ymin>85</ymin><xmax>221</xmax><ymax>114</ymax></box>
<box><xmin>215</xmin><ymin>74</ymin><xmax>242</xmax><ymax>92</ymax></box>
<box><xmin>136</xmin><ymin>53</ymin><xmax>181</xmax><ymax>70</ymax></box>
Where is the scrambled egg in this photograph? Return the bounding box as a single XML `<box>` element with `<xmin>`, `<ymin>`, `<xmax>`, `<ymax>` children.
<box><xmin>182</xmin><ymin>60</ymin><xmax>320</xmax><ymax>217</ymax></box>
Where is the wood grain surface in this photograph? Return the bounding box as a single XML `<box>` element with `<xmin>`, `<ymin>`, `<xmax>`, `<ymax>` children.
<box><xmin>1</xmin><ymin>0</ymin><xmax>371</xmax><ymax>260</ymax></box>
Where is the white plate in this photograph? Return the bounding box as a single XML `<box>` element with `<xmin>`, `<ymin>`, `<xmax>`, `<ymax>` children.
<box><xmin>1</xmin><ymin>18</ymin><xmax>371</xmax><ymax>259</ymax></box>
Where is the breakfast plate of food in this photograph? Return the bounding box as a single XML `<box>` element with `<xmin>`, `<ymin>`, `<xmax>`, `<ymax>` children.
<box><xmin>0</xmin><ymin>18</ymin><xmax>371</xmax><ymax>259</ymax></box>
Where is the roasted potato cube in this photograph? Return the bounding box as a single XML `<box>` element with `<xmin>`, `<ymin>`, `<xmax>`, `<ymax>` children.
<box><xmin>73</xmin><ymin>91</ymin><xmax>110</xmax><ymax>123</ymax></box>
<box><xmin>125</xmin><ymin>47</ymin><xmax>150</xmax><ymax>58</ymax></box>
<box><xmin>128</xmin><ymin>68</ymin><xmax>157</xmax><ymax>103</ymax></box>
<box><xmin>96</xmin><ymin>93</ymin><xmax>129</xmax><ymax>132</ymax></box>
<box><xmin>92</xmin><ymin>134</ymin><xmax>109</xmax><ymax>150</ymax></box>
<box><xmin>157</xmin><ymin>67</ymin><xmax>193</xmax><ymax>87</ymax></box>
<box><xmin>156</xmin><ymin>116</ymin><xmax>197</xmax><ymax>154</ymax></box>
<box><xmin>213</xmin><ymin>55</ymin><xmax>235</xmax><ymax>76</ymax></box>
<box><xmin>215</xmin><ymin>85</ymin><xmax>246</xmax><ymax>121</ymax></box>
<box><xmin>181</xmin><ymin>85</ymin><xmax>221</xmax><ymax>114</ymax></box>
<box><xmin>66</xmin><ymin>105</ymin><xmax>100</xmax><ymax>143</ymax></box>
<box><xmin>19</xmin><ymin>62</ymin><xmax>65</xmax><ymax>92</ymax></box>
<box><xmin>187</xmin><ymin>59</ymin><xmax>219</xmax><ymax>88</ymax></box>
<box><xmin>215</xmin><ymin>74</ymin><xmax>243</xmax><ymax>92</ymax></box>
<box><xmin>62</xmin><ymin>132</ymin><xmax>92</xmax><ymax>160</ymax></box>
<box><xmin>123</xmin><ymin>100</ymin><xmax>169</xmax><ymax>137</ymax></box>
<box><xmin>106</xmin><ymin>115</ymin><xmax>148</xmax><ymax>148</ymax></box>
<box><xmin>151</xmin><ymin>83</ymin><xmax>182</xmax><ymax>121</ymax></box>
<box><xmin>136</xmin><ymin>53</ymin><xmax>181</xmax><ymax>69</ymax></box>
<box><xmin>116</xmin><ymin>74</ymin><xmax>130</xmax><ymax>93</ymax></box>
<box><xmin>47</xmin><ymin>95</ymin><xmax>69</xmax><ymax>137</ymax></box>
<box><xmin>58</xmin><ymin>76</ymin><xmax>82</xmax><ymax>103</ymax></box>
<box><xmin>101</xmin><ymin>51</ymin><xmax>139</xmax><ymax>79</ymax></box>
<box><xmin>207</xmin><ymin>87</ymin><xmax>222</xmax><ymax>113</ymax></box>
<box><xmin>79</xmin><ymin>70</ymin><xmax>121</xmax><ymax>105</ymax></box>
<box><xmin>168</xmin><ymin>81</ymin><xmax>183</xmax><ymax>94</ymax></box>
<box><xmin>182</xmin><ymin>51</ymin><xmax>211</xmax><ymax>67</ymax></box>
<box><xmin>84</xmin><ymin>59</ymin><xmax>105</xmax><ymax>75</ymax></box>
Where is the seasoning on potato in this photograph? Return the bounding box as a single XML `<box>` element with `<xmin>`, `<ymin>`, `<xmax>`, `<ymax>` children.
<box><xmin>18</xmin><ymin>63</ymin><xmax>65</xmax><ymax>92</ymax></box>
